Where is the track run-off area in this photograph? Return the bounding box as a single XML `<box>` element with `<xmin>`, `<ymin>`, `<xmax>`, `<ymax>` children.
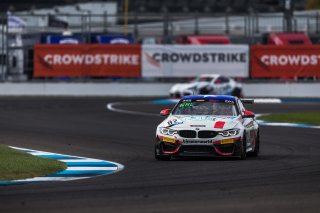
<box><xmin>0</xmin><ymin>97</ymin><xmax>319</xmax><ymax>213</ymax></box>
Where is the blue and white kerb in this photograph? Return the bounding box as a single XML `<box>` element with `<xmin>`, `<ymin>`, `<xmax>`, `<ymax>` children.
<box><xmin>0</xmin><ymin>146</ymin><xmax>124</xmax><ymax>185</ymax></box>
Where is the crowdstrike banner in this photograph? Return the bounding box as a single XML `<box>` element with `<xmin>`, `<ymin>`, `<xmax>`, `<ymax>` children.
<box><xmin>34</xmin><ymin>44</ymin><xmax>141</xmax><ymax>77</ymax></box>
<box><xmin>260</xmin><ymin>55</ymin><xmax>320</xmax><ymax>66</ymax></box>
<box><xmin>142</xmin><ymin>45</ymin><xmax>249</xmax><ymax>77</ymax></box>
<box><xmin>251</xmin><ymin>45</ymin><xmax>320</xmax><ymax>78</ymax></box>
<box><xmin>43</xmin><ymin>54</ymin><xmax>139</xmax><ymax>65</ymax></box>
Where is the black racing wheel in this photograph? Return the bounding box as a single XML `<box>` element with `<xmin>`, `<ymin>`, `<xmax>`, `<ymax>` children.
<box><xmin>251</xmin><ymin>130</ymin><xmax>260</xmax><ymax>157</ymax></box>
<box><xmin>232</xmin><ymin>87</ymin><xmax>243</xmax><ymax>98</ymax></box>
<box><xmin>154</xmin><ymin>141</ymin><xmax>171</xmax><ymax>161</ymax></box>
<box><xmin>239</xmin><ymin>133</ymin><xmax>247</xmax><ymax>160</ymax></box>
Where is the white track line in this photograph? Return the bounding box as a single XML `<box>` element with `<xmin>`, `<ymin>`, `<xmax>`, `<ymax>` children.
<box><xmin>61</xmin><ymin>159</ymin><xmax>105</xmax><ymax>163</ymax></box>
<box><xmin>253</xmin><ymin>98</ymin><xmax>282</xmax><ymax>104</ymax></box>
<box><xmin>107</xmin><ymin>102</ymin><xmax>159</xmax><ymax>116</ymax></box>
<box><xmin>66</xmin><ymin>167</ymin><xmax>118</xmax><ymax>171</ymax></box>
<box><xmin>14</xmin><ymin>177</ymin><xmax>89</xmax><ymax>182</ymax></box>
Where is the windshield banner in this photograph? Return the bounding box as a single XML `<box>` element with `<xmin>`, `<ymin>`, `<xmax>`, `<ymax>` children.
<box><xmin>251</xmin><ymin>45</ymin><xmax>320</xmax><ymax>78</ymax></box>
<box><xmin>142</xmin><ymin>45</ymin><xmax>249</xmax><ymax>77</ymax></box>
<box><xmin>34</xmin><ymin>44</ymin><xmax>141</xmax><ymax>77</ymax></box>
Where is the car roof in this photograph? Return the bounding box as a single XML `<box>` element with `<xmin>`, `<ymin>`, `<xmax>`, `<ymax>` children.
<box><xmin>181</xmin><ymin>95</ymin><xmax>237</xmax><ymax>102</ymax></box>
<box><xmin>199</xmin><ymin>74</ymin><xmax>220</xmax><ymax>78</ymax></box>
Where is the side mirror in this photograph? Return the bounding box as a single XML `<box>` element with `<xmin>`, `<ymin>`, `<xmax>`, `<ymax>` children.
<box><xmin>160</xmin><ymin>109</ymin><xmax>171</xmax><ymax>116</ymax></box>
<box><xmin>243</xmin><ymin>110</ymin><xmax>255</xmax><ymax>118</ymax></box>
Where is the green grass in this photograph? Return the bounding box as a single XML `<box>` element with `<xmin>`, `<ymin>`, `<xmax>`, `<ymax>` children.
<box><xmin>0</xmin><ymin>145</ymin><xmax>67</xmax><ymax>181</ymax></box>
<box><xmin>258</xmin><ymin>112</ymin><xmax>320</xmax><ymax>126</ymax></box>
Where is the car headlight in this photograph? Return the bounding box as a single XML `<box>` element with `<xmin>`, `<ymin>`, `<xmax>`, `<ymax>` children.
<box><xmin>159</xmin><ymin>127</ymin><xmax>177</xmax><ymax>136</ymax></box>
<box><xmin>218</xmin><ymin>129</ymin><xmax>240</xmax><ymax>137</ymax></box>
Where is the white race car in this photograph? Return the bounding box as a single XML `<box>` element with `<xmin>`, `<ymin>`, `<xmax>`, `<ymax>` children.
<box><xmin>169</xmin><ymin>74</ymin><xmax>243</xmax><ymax>98</ymax></box>
<box><xmin>155</xmin><ymin>95</ymin><xmax>259</xmax><ymax>160</ymax></box>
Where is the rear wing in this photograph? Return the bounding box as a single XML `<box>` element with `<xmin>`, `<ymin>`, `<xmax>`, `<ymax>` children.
<box><xmin>240</xmin><ymin>99</ymin><xmax>254</xmax><ymax>104</ymax></box>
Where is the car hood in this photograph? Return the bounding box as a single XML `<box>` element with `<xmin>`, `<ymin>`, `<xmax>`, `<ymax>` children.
<box><xmin>160</xmin><ymin>115</ymin><xmax>241</xmax><ymax>131</ymax></box>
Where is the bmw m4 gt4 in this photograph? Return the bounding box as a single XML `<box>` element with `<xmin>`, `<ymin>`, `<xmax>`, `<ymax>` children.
<box><xmin>155</xmin><ymin>95</ymin><xmax>259</xmax><ymax>160</ymax></box>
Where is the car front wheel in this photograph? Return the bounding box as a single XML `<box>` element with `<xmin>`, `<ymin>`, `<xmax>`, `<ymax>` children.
<box><xmin>154</xmin><ymin>142</ymin><xmax>171</xmax><ymax>161</ymax></box>
<box><xmin>232</xmin><ymin>88</ymin><xmax>243</xmax><ymax>98</ymax></box>
<box><xmin>251</xmin><ymin>131</ymin><xmax>260</xmax><ymax>157</ymax></box>
<box><xmin>238</xmin><ymin>133</ymin><xmax>247</xmax><ymax>160</ymax></box>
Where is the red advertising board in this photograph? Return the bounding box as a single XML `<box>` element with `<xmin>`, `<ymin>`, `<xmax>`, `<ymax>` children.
<box><xmin>251</xmin><ymin>45</ymin><xmax>320</xmax><ymax>78</ymax></box>
<box><xmin>34</xmin><ymin>44</ymin><xmax>141</xmax><ymax>77</ymax></box>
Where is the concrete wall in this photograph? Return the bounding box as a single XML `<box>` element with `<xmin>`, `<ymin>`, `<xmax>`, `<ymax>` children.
<box><xmin>0</xmin><ymin>82</ymin><xmax>172</xmax><ymax>96</ymax></box>
<box><xmin>0</xmin><ymin>82</ymin><xmax>319</xmax><ymax>97</ymax></box>
<box><xmin>243</xmin><ymin>83</ymin><xmax>320</xmax><ymax>98</ymax></box>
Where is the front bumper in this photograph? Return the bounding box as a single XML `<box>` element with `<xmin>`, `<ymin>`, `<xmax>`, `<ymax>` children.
<box><xmin>156</xmin><ymin>136</ymin><xmax>242</xmax><ymax>158</ymax></box>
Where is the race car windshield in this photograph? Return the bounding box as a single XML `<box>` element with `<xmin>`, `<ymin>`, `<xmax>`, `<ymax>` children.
<box><xmin>172</xmin><ymin>100</ymin><xmax>238</xmax><ymax>116</ymax></box>
<box><xmin>193</xmin><ymin>77</ymin><xmax>213</xmax><ymax>82</ymax></box>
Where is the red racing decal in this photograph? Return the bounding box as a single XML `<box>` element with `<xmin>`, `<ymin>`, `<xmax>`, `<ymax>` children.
<box><xmin>161</xmin><ymin>145</ymin><xmax>181</xmax><ymax>154</ymax></box>
<box><xmin>214</xmin><ymin>121</ymin><xmax>225</xmax><ymax>129</ymax></box>
<box><xmin>214</xmin><ymin>147</ymin><xmax>234</xmax><ymax>156</ymax></box>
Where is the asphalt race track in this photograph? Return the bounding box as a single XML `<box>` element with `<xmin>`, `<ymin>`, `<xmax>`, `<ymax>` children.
<box><xmin>0</xmin><ymin>97</ymin><xmax>319</xmax><ymax>213</ymax></box>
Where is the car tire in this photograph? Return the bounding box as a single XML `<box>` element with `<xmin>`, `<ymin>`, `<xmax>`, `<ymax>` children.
<box><xmin>199</xmin><ymin>87</ymin><xmax>212</xmax><ymax>95</ymax></box>
<box><xmin>154</xmin><ymin>142</ymin><xmax>171</xmax><ymax>161</ymax></box>
<box><xmin>239</xmin><ymin>133</ymin><xmax>247</xmax><ymax>160</ymax></box>
<box><xmin>251</xmin><ymin>131</ymin><xmax>260</xmax><ymax>157</ymax></box>
<box><xmin>232</xmin><ymin>88</ymin><xmax>243</xmax><ymax>98</ymax></box>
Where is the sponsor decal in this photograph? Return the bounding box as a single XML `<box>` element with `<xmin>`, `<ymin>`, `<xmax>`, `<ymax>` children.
<box><xmin>181</xmin><ymin>116</ymin><xmax>216</xmax><ymax>122</ymax></box>
<box><xmin>179</xmin><ymin>102</ymin><xmax>193</xmax><ymax>108</ymax></box>
<box><xmin>183</xmin><ymin>139</ymin><xmax>212</xmax><ymax>145</ymax></box>
<box><xmin>214</xmin><ymin>121</ymin><xmax>225</xmax><ymax>129</ymax></box>
<box><xmin>162</xmin><ymin>137</ymin><xmax>176</xmax><ymax>143</ymax></box>
<box><xmin>59</xmin><ymin>38</ymin><xmax>80</xmax><ymax>44</ymax></box>
<box><xmin>182</xmin><ymin>99</ymin><xmax>192</xmax><ymax>102</ymax></box>
<box><xmin>110</xmin><ymin>38</ymin><xmax>130</xmax><ymax>44</ymax></box>
<box><xmin>245</xmin><ymin>121</ymin><xmax>254</xmax><ymax>128</ymax></box>
<box><xmin>167</xmin><ymin>118</ymin><xmax>183</xmax><ymax>127</ymax></box>
<box><xmin>220</xmin><ymin>138</ymin><xmax>234</xmax><ymax>144</ymax></box>
<box><xmin>225</xmin><ymin>100</ymin><xmax>234</xmax><ymax>104</ymax></box>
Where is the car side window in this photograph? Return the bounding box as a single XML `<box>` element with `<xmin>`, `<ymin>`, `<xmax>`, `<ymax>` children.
<box><xmin>217</xmin><ymin>76</ymin><xmax>230</xmax><ymax>83</ymax></box>
<box><xmin>214</xmin><ymin>77</ymin><xmax>229</xmax><ymax>84</ymax></box>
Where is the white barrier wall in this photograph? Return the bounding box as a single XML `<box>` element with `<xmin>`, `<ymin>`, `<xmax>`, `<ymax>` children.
<box><xmin>0</xmin><ymin>82</ymin><xmax>319</xmax><ymax>97</ymax></box>
<box><xmin>243</xmin><ymin>83</ymin><xmax>320</xmax><ymax>97</ymax></box>
<box><xmin>0</xmin><ymin>83</ymin><xmax>172</xmax><ymax>96</ymax></box>
<box><xmin>142</xmin><ymin>45</ymin><xmax>249</xmax><ymax>77</ymax></box>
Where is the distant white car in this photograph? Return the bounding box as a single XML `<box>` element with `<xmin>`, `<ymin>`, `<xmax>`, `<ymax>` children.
<box><xmin>169</xmin><ymin>74</ymin><xmax>243</xmax><ymax>98</ymax></box>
